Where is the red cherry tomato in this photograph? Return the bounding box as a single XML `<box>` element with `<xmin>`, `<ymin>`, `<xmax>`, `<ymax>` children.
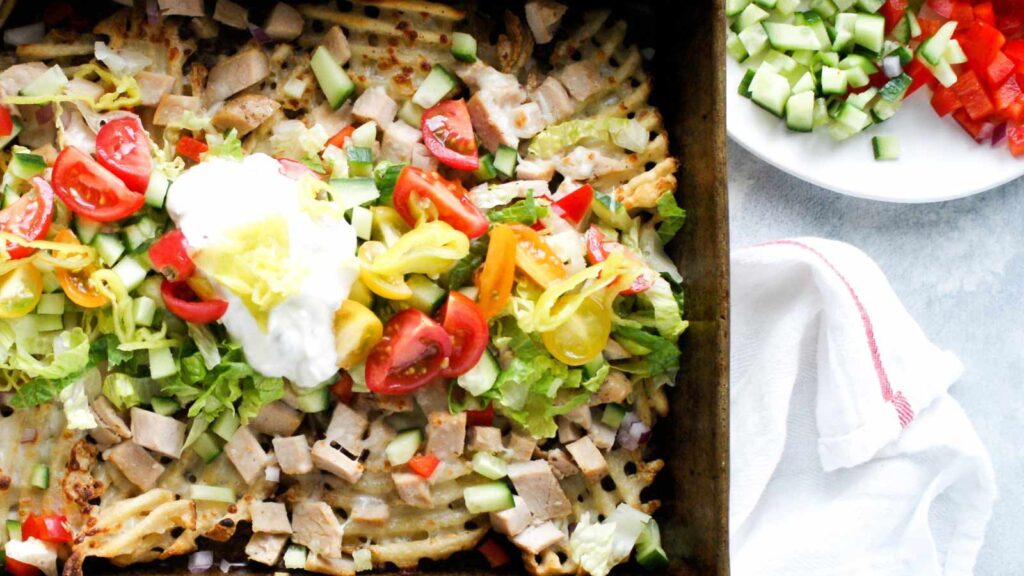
<box><xmin>584</xmin><ymin>225</ymin><xmax>654</xmax><ymax>295</ymax></box>
<box><xmin>421</xmin><ymin>100</ymin><xmax>479</xmax><ymax>171</ymax></box>
<box><xmin>175</xmin><ymin>136</ymin><xmax>208</xmax><ymax>163</ymax></box>
<box><xmin>325</xmin><ymin>125</ymin><xmax>355</xmax><ymax>150</ymax></box>
<box><xmin>0</xmin><ymin>107</ymin><xmax>12</xmax><ymax>137</ymax></box>
<box><xmin>437</xmin><ymin>292</ymin><xmax>489</xmax><ymax>378</ymax></box>
<box><xmin>21</xmin><ymin>513</ymin><xmax>72</xmax><ymax>544</ymax></box>
<box><xmin>277</xmin><ymin>157</ymin><xmax>322</xmax><ymax>180</ymax></box>
<box><xmin>547</xmin><ymin>184</ymin><xmax>594</xmax><ymax>226</ymax></box>
<box><xmin>0</xmin><ymin>177</ymin><xmax>54</xmax><ymax>259</ymax></box>
<box><xmin>330</xmin><ymin>371</ymin><xmax>355</xmax><ymax>404</ymax></box>
<box><xmin>466</xmin><ymin>402</ymin><xmax>494</xmax><ymax>427</ymax></box>
<box><xmin>4</xmin><ymin>556</ymin><xmax>40</xmax><ymax>576</ymax></box>
<box><xmin>391</xmin><ymin>166</ymin><xmax>489</xmax><ymax>239</ymax></box>
<box><xmin>95</xmin><ymin>115</ymin><xmax>153</xmax><ymax>194</ymax></box>
<box><xmin>52</xmin><ymin>146</ymin><xmax>145</xmax><ymax>222</ymax></box>
<box><xmin>408</xmin><ymin>454</ymin><xmax>440</xmax><ymax>478</ymax></box>
<box><xmin>364</xmin><ymin>309</ymin><xmax>452</xmax><ymax>395</ymax></box>
<box><xmin>160</xmin><ymin>280</ymin><xmax>228</xmax><ymax>324</ymax></box>
<box><xmin>148</xmin><ymin>230</ymin><xmax>195</xmax><ymax>282</ymax></box>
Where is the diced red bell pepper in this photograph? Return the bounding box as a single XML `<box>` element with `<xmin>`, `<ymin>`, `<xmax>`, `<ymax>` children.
<box><xmin>954</xmin><ymin>109</ymin><xmax>997</xmax><ymax>141</ymax></box>
<box><xmin>408</xmin><ymin>454</ymin><xmax>440</xmax><ymax>478</ymax></box>
<box><xmin>1001</xmin><ymin>93</ymin><xmax>1024</xmax><ymax>121</ymax></box>
<box><xmin>1007</xmin><ymin>118</ymin><xmax>1024</xmax><ymax>156</ymax></box>
<box><xmin>975</xmin><ymin>2</ymin><xmax>997</xmax><ymax>27</ymax></box>
<box><xmin>931</xmin><ymin>84</ymin><xmax>964</xmax><ymax>117</ymax></box>
<box><xmin>953</xmin><ymin>70</ymin><xmax>997</xmax><ymax>120</ymax></box>
<box><xmin>477</xmin><ymin>537</ymin><xmax>511</xmax><ymax>568</ymax></box>
<box><xmin>986</xmin><ymin>51</ymin><xmax>1017</xmax><ymax>87</ymax></box>
<box><xmin>929</xmin><ymin>0</ymin><xmax>956</xmax><ymax>18</ymax></box>
<box><xmin>905</xmin><ymin>59</ymin><xmax>937</xmax><ymax>96</ymax></box>
<box><xmin>881</xmin><ymin>0</ymin><xmax>909</xmax><ymax>32</ymax></box>
<box><xmin>1006</xmin><ymin>40</ymin><xmax>1024</xmax><ymax>63</ymax></box>
<box><xmin>919</xmin><ymin>18</ymin><xmax>944</xmax><ymax>39</ymax></box>
<box><xmin>0</xmin><ymin>107</ymin><xmax>12</xmax><ymax>138</ymax></box>
<box><xmin>465</xmin><ymin>402</ymin><xmax>494</xmax><ymax>427</ymax></box>
<box><xmin>963</xmin><ymin>21</ymin><xmax>1007</xmax><ymax>67</ymax></box>
<box><xmin>176</xmin><ymin>136</ymin><xmax>207</xmax><ymax>163</ymax></box>
<box><xmin>993</xmin><ymin>75</ymin><xmax>1023</xmax><ymax>110</ymax></box>
<box><xmin>997</xmin><ymin>15</ymin><xmax>1023</xmax><ymax>39</ymax></box>
<box><xmin>951</xmin><ymin>2</ymin><xmax>975</xmax><ymax>26</ymax></box>
<box><xmin>22</xmin><ymin>514</ymin><xmax>73</xmax><ymax>544</ymax></box>
<box><xmin>5</xmin><ymin>556</ymin><xmax>41</xmax><ymax>576</ymax></box>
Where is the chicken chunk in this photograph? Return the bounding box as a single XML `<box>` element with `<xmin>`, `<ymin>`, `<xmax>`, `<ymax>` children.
<box><xmin>506</xmin><ymin>461</ymin><xmax>571</xmax><ymax>520</ymax></box>
<box><xmin>512</xmin><ymin>521</ymin><xmax>564</xmax><ymax>554</ymax></box>
<box><xmin>245</xmin><ymin>533</ymin><xmax>288</xmax><ymax>566</ymax></box>
<box><xmin>350</xmin><ymin>496</ymin><xmax>389</xmax><ymax>525</ymax></box>
<box><xmin>130</xmin><ymin>408</ymin><xmax>186</xmax><ymax>459</ymax></box>
<box><xmin>272</xmin><ymin>435</ymin><xmax>314</xmax><ymax>476</ymax></box>
<box><xmin>455</xmin><ymin>62</ymin><xmax>526</xmax><ymax>106</ymax></box>
<box><xmin>213</xmin><ymin>0</ymin><xmax>248</xmax><ymax>29</ymax></box>
<box><xmin>392</xmin><ymin>472</ymin><xmax>432</xmax><ymax>509</ymax></box>
<box><xmin>565</xmin><ymin>437</ymin><xmax>608</xmax><ymax>479</ymax></box>
<box><xmin>106</xmin><ymin>441</ymin><xmax>165</xmax><ymax>491</ymax></box>
<box><xmin>524</xmin><ymin>1</ymin><xmax>568</xmax><ymax>44</ymax></box>
<box><xmin>557</xmin><ymin>418</ymin><xmax>581</xmax><ymax>444</ymax></box>
<box><xmin>305</xmin><ymin>101</ymin><xmax>352</xmax><ymax>136</ymax></box>
<box><xmin>546</xmin><ymin>448</ymin><xmax>580</xmax><ymax>479</ymax></box>
<box><xmin>324</xmin><ymin>402</ymin><xmax>368</xmax><ymax>456</ymax></box>
<box><xmin>190</xmin><ymin>17</ymin><xmax>220</xmax><ymax>40</ymax></box>
<box><xmin>0</xmin><ymin>63</ymin><xmax>46</xmax><ymax>97</ymax></box>
<box><xmin>224</xmin><ymin>426</ymin><xmax>270</xmax><ymax>485</ymax></box>
<box><xmin>426</xmin><ymin>412</ymin><xmax>466</xmax><ymax>460</ymax></box>
<box><xmin>212</xmin><ymin>94</ymin><xmax>281</xmax><ymax>136</ymax></box>
<box><xmin>153</xmin><ymin>94</ymin><xmax>200</xmax><ymax>127</ymax></box>
<box><xmin>352</xmin><ymin>86</ymin><xmax>398</xmax><ymax>127</ymax></box>
<box><xmin>556</xmin><ymin>61</ymin><xmax>604</xmax><ymax>102</ymax></box>
<box><xmin>251</xmin><ymin>501</ymin><xmax>292</xmax><ymax>534</ymax></box>
<box><xmin>204</xmin><ymin>49</ymin><xmax>271</xmax><ymax>106</ymax></box>
<box><xmin>468</xmin><ymin>426</ymin><xmax>503</xmax><ymax>454</ymax></box>
<box><xmin>136</xmin><ymin>71</ymin><xmax>175</xmax><ymax>107</ymax></box>
<box><xmin>292</xmin><ymin>502</ymin><xmax>344</xmax><ymax>559</ymax></box>
<box><xmin>414</xmin><ymin>381</ymin><xmax>448</xmax><ymax>416</ymax></box>
<box><xmin>89</xmin><ymin>396</ymin><xmax>131</xmax><ymax>447</ymax></box>
<box><xmin>510</xmin><ymin>102</ymin><xmax>546</xmax><ymax>139</ymax></box>
<box><xmin>312</xmin><ymin>440</ymin><xmax>364</xmax><ymax>484</ymax></box>
<box><xmin>250</xmin><ymin>401</ymin><xmax>304</xmax><ymax>437</ymax></box>
<box><xmin>587</xmin><ymin>421</ymin><xmax>617</xmax><ymax>450</ymax></box>
<box><xmin>467</xmin><ymin>92</ymin><xmax>518</xmax><ymax>152</ymax></box>
<box><xmin>565</xmin><ymin>405</ymin><xmax>592</xmax><ymax>429</ymax></box>
<box><xmin>158</xmin><ymin>0</ymin><xmax>204</xmax><ymax>17</ymax></box>
<box><xmin>490</xmin><ymin>495</ymin><xmax>532</xmax><ymax>537</ymax></box>
<box><xmin>595</xmin><ymin>370</ymin><xmax>633</xmax><ymax>404</ymax></box>
<box><xmin>380</xmin><ymin>121</ymin><xmax>421</xmax><ymax>163</ymax></box>
<box><xmin>531</xmin><ymin>76</ymin><xmax>574</xmax><ymax>124</ymax></box>
<box><xmin>264</xmin><ymin>3</ymin><xmax>304</xmax><ymax>41</ymax></box>
<box><xmin>323</xmin><ymin>26</ymin><xmax>351</xmax><ymax>66</ymax></box>
<box><xmin>516</xmin><ymin>158</ymin><xmax>556</xmax><ymax>181</ymax></box>
<box><xmin>506</xmin><ymin>433</ymin><xmax>538</xmax><ymax>462</ymax></box>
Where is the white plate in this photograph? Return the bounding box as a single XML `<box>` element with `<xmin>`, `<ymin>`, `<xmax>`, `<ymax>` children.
<box><xmin>726</xmin><ymin>55</ymin><xmax>1024</xmax><ymax>203</ymax></box>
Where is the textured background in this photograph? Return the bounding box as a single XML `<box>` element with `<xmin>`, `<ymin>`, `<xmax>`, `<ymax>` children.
<box><xmin>728</xmin><ymin>141</ymin><xmax>1023</xmax><ymax>574</ymax></box>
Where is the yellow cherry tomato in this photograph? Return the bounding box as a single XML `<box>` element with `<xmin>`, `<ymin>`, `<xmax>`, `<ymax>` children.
<box><xmin>358</xmin><ymin>241</ymin><xmax>412</xmax><ymax>301</ymax></box>
<box><xmin>334</xmin><ymin>299</ymin><xmax>384</xmax><ymax>370</ymax></box>
<box><xmin>541</xmin><ymin>296</ymin><xmax>611</xmax><ymax>366</ymax></box>
<box><xmin>53</xmin><ymin>229</ymin><xmax>108</xmax><ymax>309</ymax></box>
<box><xmin>0</xmin><ymin>262</ymin><xmax>43</xmax><ymax>319</ymax></box>
<box><xmin>508</xmin><ymin>224</ymin><xmax>568</xmax><ymax>289</ymax></box>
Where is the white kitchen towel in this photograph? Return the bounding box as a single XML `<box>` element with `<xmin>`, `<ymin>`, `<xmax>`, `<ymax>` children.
<box><xmin>730</xmin><ymin>238</ymin><xmax>997</xmax><ymax>576</ymax></box>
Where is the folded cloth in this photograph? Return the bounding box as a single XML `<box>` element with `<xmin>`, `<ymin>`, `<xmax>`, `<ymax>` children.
<box><xmin>730</xmin><ymin>238</ymin><xmax>996</xmax><ymax>576</ymax></box>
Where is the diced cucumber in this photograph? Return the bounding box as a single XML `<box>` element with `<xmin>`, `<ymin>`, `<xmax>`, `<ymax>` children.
<box><xmin>150</xmin><ymin>395</ymin><xmax>180</xmax><ymax>416</ymax></box>
<box><xmin>283</xmin><ymin>545</ymin><xmax>308</xmax><ymax>570</ymax></box>
<box><xmin>295</xmin><ymin>386</ymin><xmax>330</xmax><ymax>413</ymax></box>
<box><xmin>764</xmin><ymin>50</ymin><xmax>798</xmax><ymax>74</ymax></box>
<box><xmin>493</xmin><ymin>145</ymin><xmax>517</xmax><ymax>178</ymax></box>
<box><xmin>191</xmin><ymin>431</ymin><xmax>223</xmax><ymax>463</ymax></box>
<box><xmin>190</xmin><ymin>484</ymin><xmax>236</xmax><ymax>503</ymax></box>
<box><xmin>847</xmin><ymin>87</ymin><xmax>878</xmax><ymax>110</ymax></box>
<box><xmin>738</xmin><ymin>24</ymin><xmax>769</xmax><ymax>59</ymax></box>
<box><xmin>41</xmin><ymin>271</ymin><xmax>60</xmax><ymax>294</ymax></box>
<box><xmin>6</xmin><ymin>519</ymin><xmax>22</xmax><ymax>541</ymax></box>
<box><xmin>347</xmin><ymin>146</ymin><xmax>373</xmax><ymax>177</ymax></box>
<box><xmin>148</xmin><ymin>346</ymin><xmax>178</xmax><ymax>380</ymax></box>
<box><xmin>727</xmin><ymin>30</ymin><xmax>750</xmax><ymax>62</ymax></box>
<box><xmin>112</xmin><ymin>256</ymin><xmax>148</xmax><ymax>292</ymax></box>
<box><xmin>463</xmin><ymin>481</ymin><xmax>514</xmax><ymax>513</ymax></box>
<box><xmin>329</xmin><ymin>177</ymin><xmax>379</xmax><ymax>209</ymax></box>
<box><xmin>844</xmin><ymin>66</ymin><xmax>870</xmax><ymax>88</ymax></box>
<box><xmin>854</xmin><ymin>13</ymin><xmax>885</xmax><ymax>54</ymax></box>
<box><xmin>919</xmin><ymin>21</ymin><xmax>958</xmax><ymax>66</ymax></box>
<box><xmin>839</xmin><ymin>54</ymin><xmax>879</xmax><ymax>75</ymax></box>
<box><xmin>405</xmin><ymin>275</ymin><xmax>446</xmax><ymax>313</ymax></box>
<box><xmin>138</xmin><ymin>276</ymin><xmax>164</xmax><ymax>307</ymax></box>
<box><xmin>872</xmin><ymin>135</ymin><xmax>900</xmax><ymax>160</ymax></box>
<box><xmin>123</xmin><ymin>220</ymin><xmax>157</xmax><ymax>252</ymax></box>
<box><xmin>351</xmin><ymin>121</ymin><xmax>377</xmax><ymax>148</ymax></box>
<box><xmin>810</xmin><ymin>0</ymin><xmax>837</xmax><ymax>19</ymax></box>
<box><xmin>791</xmin><ymin>71</ymin><xmax>816</xmax><ymax>94</ymax></box>
<box><xmin>20</xmin><ymin>65</ymin><xmax>68</xmax><ymax>98</ymax></box>
<box><xmin>872</xmin><ymin>98</ymin><xmax>901</xmax><ymax>122</ymax></box>
<box><xmin>775</xmin><ymin>0</ymin><xmax>800</xmax><ymax>15</ymax></box>
<box><xmin>732</xmin><ymin>4</ymin><xmax>769</xmax><ymax>33</ymax></box>
<box><xmin>8</xmin><ymin>153</ymin><xmax>46</xmax><ymax>180</ymax></box>
<box><xmin>855</xmin><ymin>0</ymin><xmax>885</xmax><ymax>12</ymax></box>
<box><xmin>785</xmin><ymin>91</ymin><xmax>815</xmax><ymax>132</ymax></box>
<box><xmin>725</xmin><ymin>0</ymin><xmax>751</xmax><ymax>17</ymax></box>
<box><xmin>351</xmin><ymin>205</ymin><xmax>373</xmax><ymax>240</ymax></box>
<box><xmin>920</xmin><ymin>56</ymin><xmax>957</xmax><ymax>87</ymax></box>
<box><xmin>816</xmin><ymin>51</ymin><xmax>840</xmax><ymax>68</ymax></box>
<box><xmin>386</xmin><ymin>429</ymin><xmax>423</xmax><ymax>466</ymax></box>
<box><xmin>905</xmin><ymin>9</ymin><xmax>922</xmax><ymax>38</ymax></box>
<box><xmin>738</xmin><ymin>69</ymin><xmax>757</xmax><ymax>99</ymax></box>
<box><xmin>145</xmin><ymin>170</ymin><xmax>170</xmax><ymax>208</ymax></box>
<box><xmin>945</xmin><ymin>40</ymin><xmax>968</xmax><ymax>65</ymax></box>
<box><xmin>474</xmin><ymin>153</ymin><xmax>497</xmax><ymax>181</ymax></box>
<box><xmin>36</xmin><ymin>293</ymin><xmax>64</xmax><ymax>316</ymax></box>
<box><xmin>75</xmin><ymin>215</ymin><xmax>102</xmax><ymax>244</ymax></box>
<box><xmin>602</xmin><ymin>403</ymin><xmax>627</xmax><ymax>428</ymax></box>
<box><xmin>835</xmin><ymin>101</ymin><xmax>871</xmax><ymax>132</ymax></box>
<box><xmin>412</xmin><ymin>64</ymin><xmax>458</xmax><ymax>109</ymax></box>
<box><xmin>398</xmin><ymin>100</ymin><xmax>424</xmax><ymax>127</ymax></box>
<box><xmin>30</xmin><ymin>464</ymin><xmax>49</xmax><ymax>489</ymax></box>
<box><xmin>451</xmin><ymin>31</ymin><xmax>477</xmax><ymax>63</ymax></box>
<box><xmin>636</xmin><ymin>520</ymin><xmax>669</xmax><ymax>571</ymax></box>
<box><xmin>31</xmin><ymin>314</ymin><xmax>63</xmax><ymax>333</ymax></box>
<box><xmin>93</xmin><ymin>234</ymin><xmax>126</xmax><ymax>267</ymax></box>
<box><xmin>0</xmin><ymin>117</ymin><xmax>22</xmax><ymax>150</ymax></box>
<box><xmin>791</xmin><ymin>49</ymin><xmax>815</xmax><ymax>67</ymax></box>
<box><xmin>471</xmin><ymin>452</ymin><xmax>508</xmax><ymax>480</ymax></box>
<box><xmin>802</xmin><ymin>14</ymin><xmax>831</xmax><ymax>49</ymax></box>
<box><xmin>591</xmin><ymin>190</ymin><xmax>632</xmax><ymax>229</ymax></box>
<box><xmin>831</xmin><ymin>13</ymin><xmax>857</xmax><ymax>52</ymax></box>
<box><xmin>753</xmin><ymin>0</ymin><xmax>776</xmax><ymax>8</ymax></box>
<box><xmin>750</xmin><ymin>69</ymin><xmax>791</xmax><ymax>117</ymax></box>
<box><xmin>212</xmin><ymin>410</ymin><xmax>240</xmax><ymax>441</ymax></box>
<box><xmin>311</xmin><ymin>45</ymin><xmax>355</xmax><ymax>109</ymax></box>
<box><xmin>820</xmin><ymin>66</ymin><xmax>848</xmax><ymax>95</ymax></box>
<box><xmin>457</xmin><ymin>350</ymin><xmax>498</xmax><ymax>396</ymax></box>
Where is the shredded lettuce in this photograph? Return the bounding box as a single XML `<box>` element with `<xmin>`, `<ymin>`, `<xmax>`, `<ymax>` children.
<box><xmin>59</xmin><ymin>368</ymin><xmax>100</xmax><ymax>430</ymax></box>
<box><xmin>570</xmin><ymin>513</ymin><xmax>619</xmax><ymax>576</ymax></box>
<box><xmin>528</xmin><ymin>118</ymin><xmax>650</xmax><ymax>158</ymax></box>
<box><xmin>102</xmin><ymin>372</ymin><xmax>143</xmax><ymax>411</ymax></box>
<box><xmin>642</xmin><ymin>277</ymin><xmax>688</xmax><ymax>341</ymax></box>
<box><xmin>270</xmin><ymin>120</ymin><xmax>329</xmax><ymax>161</ymax></box>
<box><xmin>611</xmin><ymin>326</ymin><xmax>680</xmax><ymax>377</ymax></box>
<box><xmin>203</xmin><ymin>128</ymin><xmax>244</xmax><ymax>161</ymax></box>
<box><xmin>487</xmin><ymin>192</ymin><xmax>548</xmax><ymax>225</ymax></box>
<box><xmin>655</xmin><ymin>193</ymin><xmax>686</xmax><ymax>244</ymax></box>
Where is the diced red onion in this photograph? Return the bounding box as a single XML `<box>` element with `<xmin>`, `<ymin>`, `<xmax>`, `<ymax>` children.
<box><xmin>20</xmin><ymin>428</ymin><xmax>37</xmax><ymax>444</ymax></box>
<box><xmin>264</xmin><ymin>466</ymin><xmax>280</xmax><ymax>483</ymax></box>
<box><xmin>992</xmin><ymin>122</ymin><xmax>1008</xmax><ymax>146</ymax></box>
<box><xmin>248</xmin><ymin>24</ymin><xmax>272</xmax><ymax>44</ymax></box>
<box><xmin>4</xmin><ymin>22</ymin><xmax>44</xmax><ymax>46</ymax></box>
<box><xmin>188</xmin><ymin>551</ymin><xmax>214</xmax><ymax>573</ymax></box>
<box><xmin>882</xmin><ymin>55</ymin><xmax>903</xmax><ymax>79</ymax></box>
<box><xmin>146</xmin><ymin>0</ymin><xmax>161</xmax><ymax>25</ymax></box>
<box><xmin>35</xmin><ymin>104</ymin><xmax>54</xmax><ymax>125</ymax></box>
<box><xmin>615</xmin><ymin>413</ymin><xmax>651</xmax><ymax>450</ymax></box>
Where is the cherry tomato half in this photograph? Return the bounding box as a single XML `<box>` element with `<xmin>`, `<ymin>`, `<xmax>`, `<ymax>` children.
<box><xmin>325</xmin><ymin>125</ymin><xmax>355</xmax><ymax>150</ymax></box>
<box><xmin>148</xmin><ymin>229</ymin><xmax>195</xmax><ymax>282</ymax></box>
<box><xmin>392</xmin><ymin>166</ymin><xmax>489</xmax><ymax>239</ymax></box>
<box><xmin>584</xmin><ymin>225</ymin><xmax>654</xmax><ymax>295</ymax></box>
<box><xmin>0</xmin><ymin>177</ymin><xmax>54</xmax><ymax>259</ymax></box>
<box><xmin>161</xmin><ymin>279</ymin><xmax>228</xmax><ymax>324</ymax></box>
<box><xmin>0</xmin><ymin>107</ymin><xmax>12</xmax><ymax>138</ymax></box>
<box><xmin>508</xmin><ymin>224</ymin><xmax>567</xmax><ymax>289</ymax></box>
<box><xmin>4</xmin><ymin>556</ymin><xmax>40</xmax><ymax>576</ymax></box>
<box><xmin>52</xmin><ymin>146</ymin><xmax>145</xmax><ymax>222</ymax></box>
<box><xmin>437</xmin><ymin>292</ymin><xmax>489</xmax><ymax>377</ymax></box>
<box><xmin>54</xmin><ymin>229</ymin><xmax>107</xmax><ymax>308</ymax></box>
<box><xmin>421</xmin><ymin>100</ymin><xmax>479</xmax><ymax>171</ymax></box>
<box><xmin>364</xmin><ymin>309</ymin><xmax>452</xmax><ymax>395</ymax></box>
<box><xmin>95</xmin><ymin>115</ymin><xmax>153</xmax><ymax>194</ymax></box>
<box><xmin>21</xmin><ymin>513</ymin><xmax>72</xmax><ymax>544</ymax></box>
<box><xmin>547</xmin><ymin>184</ymin><xmax>594</xmax><ymax>226</ymax></box>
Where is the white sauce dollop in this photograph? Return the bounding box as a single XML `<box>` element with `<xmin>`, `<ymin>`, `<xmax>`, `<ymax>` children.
<box><xmin>166</xmin><ymin>154</ymin><xmax>358</xmax><ymax>388</ymax></box>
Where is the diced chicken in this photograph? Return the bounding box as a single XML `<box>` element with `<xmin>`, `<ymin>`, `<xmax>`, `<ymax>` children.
<box><xmin>90</xmin><ymin>396</ymin><xmax>131</xmax><ymax>447</ymax></box>
<box><xmin>595</xmin><ymin>370</ymin><xmax>633</xmax><ymax>404</ymax></box>
<box><xmin>468</xmin><ymin>180</ymin><xmax>549</xmax><ymax>211</ymax></box>
<box><xmin>312</xmin><ymin>440</ymin><xmax>364</xmax><ymax>484</ymax></box>
<box><xmin>246</xmin><ymin>532</ymin><xmax>288</xmax><ymax>566</ymax></box>
<box><xmin>264</xmin><ymin>3</ymin><xmax>304</xmax><ymax>41</ymax></box>
<box><xmin>511</xmin><ymin>521</ymin><xmax>565</xmax><ymax>554</ymax></box>
<box><xmin>212</xmin><ymin>94</ymin><xmax>280</xmax><ymax>136</ymax></box>
<box><xmin>189</xmin><ymin>17</ymin><xmax>220</xmax><ymax>40</ymax></box>
<box><xmin>587</xmin><ymin>422</ymin><xmax>617</xmax><ymax>450</ymax></box>
<box><xmin>467</xmin><ymin>92</ymin><xmax>518</xmax><ymax>153</ymax></box>
<box><xmin>362</xmin><ymin>419</ymin><xmax>396</xmax><ymax>470</ymax></box>
<box><xmin>565</xmin><ymin>437</ymin><xmax>608</xmax><ymax>479</ymax></box>
<box><xmin>468</xmin><ymin>426</ymin><xmax>503</xmax><ymax>454</ymax></box>
<box><xmin>510</xmin><ymin>102</ymin><xmax>545</xmax><ymax>139</ymax></box>
<box><xmin>251</xmin><ymin>501</ymin><xmax>292</xmax><ymax>534</ymax></box>
<box><xmin>129</xmin><ymin>408</ymin><xmax>186</xmax><ymax>459</ymax></box>
<box><xmin>531</xmin><ymin>76</ymin><xmax>574</xmax><ymax>124</ymax></box>
<box><xmin>414</xmin><ymin>381</ymin><xmax>448</xmax><ymax>416</ymax></box>
<box><xmin>367</xmin><ymin>394</ymin><xmax>413</xmax><ymax>413</ymax></box>
<box><xmin>213</xmin><ymin>0</ymin><xmax>248</xmax><ymax>29</ymax></box>
<box><xmin>292</xmin><ymin>502</ymin><xmax>344</xmax><ymax>559</ymax></box>
<box><xmin>602</xmin><ymin>340</ymin><xmax>632</xmax><ymax>362</ymax></box>
<box><xmin>224</xmin><ymin>426</ymin><xmax>270</xmax><ymax>485</ymax></box>
<box><xmin>556</xmin><ymin>61</ymin><xmax>604</xmax><ymax>102</ymax></box>
<box><xmin>204</xmin><ymin>49</ymin><xmax>271</xmax><ymax>106</ymax></box>
<box><xmin>506</xmin><ymin>460</ymin><xmax>571</xmax><ymax>520</ymax></box>
<box><xmin>428</xmin><ymin>459</ymin><xmax>471</xmax><ymax>486</ymax></box>
<box><xmin>545</xmin><ymin>448</ymin><xmax>580</xmax><ymax>479</ymax></box>
<box><xmin>65</xmin><ymin>78</ymin><xmax>105</xmax><ymax>101</ymax></box>
<box><xmin>135</xmin><ymin>71</ymin><xmax>175</xmax><ymax>107</ymax></box>
<box><xmin>250</xmin><ymin>401</ymin><xmax>304</xmax><ymax>437</ymax></box>
<box><xmin>426</xmin><ymin>412</ymin><xmax>466</xmax><ymax>460</ymax></box>
<box><xmin>516</xmin><ymin>158</ymin><xmax>556</xmax><ymax>181</ymax></box>
<box><xmin>506</xmin><ymin>433</ymin><xmax>537</xmax><ymax>462</ymax></box>
<box><xmin>557</xmin><ymin>418</ymin><xmax>581</xmax><ymax>444</ymax></box>
<box><xmin>272</xmin><ymin>435</ymin><xmax>314</xmax><ymax>476</ymax></box>
<box><xmin>0</xmin><ymin>62</ymin><xmax>46</xmax><ymax>97</ymax></box>
<box><xmin>455</xmin><ymin>62</ymin><xmax>526</xmax><ymax>106</ymax></box>
<box><xmin>566</xmin><ymin>405</ymin><xmax>592</xmax><ymax>430</ymax></box>
<box><xmin>324</xmin><ymin>402</ymin><xmax>368</xmax><ymax>456</ymax></box>
<box><xmin>410</xmin><ymin>143</ymin><xmax>438</xmax><ymax>171</ymax></box>
<box><xmin>323</xmin><ymin>26</ymin><xmax>351</xmax><ymax>66</ymax></box>
<box><xmin>153</xmin><ymin>94</ymin><xmax>200</xmax><ymax>127</ymax></box>
<box><xmin>524</xmin><ymin>1</ymin><xmax>568</xmax><ymax>44</ymax></box>
<box><xmin>392</xmin><ymin>472</ymin><xmax>432</xmax><ymax>508</ymax></box>
<box><xmin>380</xmin><ymin>121</ymin><xmax>421</xmax><ymax>163</ymax></box>
<box><xmin>350</xmin><ymin>496</ymin><xmax>389</xmax><ymax>525</ymax></box>
<box><xmin>490</xmin><ymin>495</ymin><xmax>533</xmax><ymax>537</ymax></box>
<box><xmin>556</xmin><ymin>146</ymin><xmax>627</xmax><ymax>181</ymax></box>
<box><xmin>305</xmin><ymin>554</ymin><xmax>355</xmax><ymax>576</ymax></box>
<box><xmin>158</xmin><ymin>0</ymin><xmax>204</xmax><ymax>17</ymax></box>
<box><xmin>305</xmin><ymin>101</ymin><xmax>352</xmax><ymax>136</ymax></box>
<box><xmin>352</xmin><ymin>86</ymin><xmax>398</xmax><ymax>127</ymax></box>
<box><xmin>106</xmin><ymin>441</ymin><xmax>165</xmax><ymax>491</ymax></box>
